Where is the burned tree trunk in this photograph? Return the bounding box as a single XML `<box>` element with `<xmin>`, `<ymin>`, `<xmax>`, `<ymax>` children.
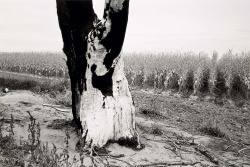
<box><xmin>57</xmin><ymin>0</ymin><xmax>140</xmax><ymax>148</ymax></box>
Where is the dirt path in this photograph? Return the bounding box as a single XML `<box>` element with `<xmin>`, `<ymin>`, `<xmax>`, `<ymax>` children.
<box><xmin>0</xmin><ymin>90</ymin><xmax>249</xmax><ymax>166</ymax></box>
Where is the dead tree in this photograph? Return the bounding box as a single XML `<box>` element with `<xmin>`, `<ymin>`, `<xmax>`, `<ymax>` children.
<box><xmin>56</xmin><ymin>0</ymin><xmax>141</xmax><ymax>148</ymax></box>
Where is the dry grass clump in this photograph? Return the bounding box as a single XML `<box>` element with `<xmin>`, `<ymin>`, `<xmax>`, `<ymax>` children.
<box><xmin>199</xmin><ymin>118</ymin><xmax>227</xmax><ymax>138</ymax></box>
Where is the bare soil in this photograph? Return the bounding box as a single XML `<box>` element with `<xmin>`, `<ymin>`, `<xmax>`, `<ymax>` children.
<box><xmin>0</xmin><ymin>89</ymin><xmax>250</xmax><ymax>166</ymax></box>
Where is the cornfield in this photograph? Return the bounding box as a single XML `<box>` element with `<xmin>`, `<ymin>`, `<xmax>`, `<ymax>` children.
<box><xmin>0</xmin><ymin>52</ymin><xmax>68</xmax><ymax>78</ymax></box>
<box><xmin>1</xmin><ymin>51</ymin><xmax>250</xmax><ymax>100</ymax></box>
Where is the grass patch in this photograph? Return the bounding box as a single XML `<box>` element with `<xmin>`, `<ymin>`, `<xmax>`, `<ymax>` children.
<box><xmin>0</xmin><ymin>73</ymin><xmax>71</xmax><ymax>107</ymax></box>
<box><xmin>0</xmin><ymin>74</ymin><xmax>69</xmax><ymax>93</ymax></box>
<box><xmin>199</xmin><ymin>118</ymin><xmax>228</xmax><ymax>138</ymax></box>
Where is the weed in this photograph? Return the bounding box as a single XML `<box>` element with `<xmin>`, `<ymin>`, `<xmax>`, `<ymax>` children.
<box><xmin>26</xmin><ymin>111</ymin><xmax>40</xmax><ymax>161</ymax></box>
<box><xmin>151</xmin><ymin>126</ymin><xmax>163</xmax><ymax>136</ymax></box>
<box><xmin>0</xmin><ymin>115</ymin><xmax>25</xmax><ymax>166</ymax></box>
<box><xmin>0</xmin><ymin>112</ymin><xmax>85</xmax><ymax>167</ymax></box>
<box><xmin>199</xmin><ymin>118</ymin><xmax>227</xmax><ymax>138</ymax></box>
<box><xmin>24</xmin><ymin>112</ymin><xmax>79</xmax><ymax>167</ymax></box>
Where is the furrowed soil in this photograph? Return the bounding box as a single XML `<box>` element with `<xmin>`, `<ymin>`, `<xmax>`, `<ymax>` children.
<box><xmin>0</xmin><ymin>88</ymin><xmax>250</xmax><ymax>166</ymax></box>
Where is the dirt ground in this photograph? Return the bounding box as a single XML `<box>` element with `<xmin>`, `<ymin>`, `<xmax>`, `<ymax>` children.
<box><xmin>0</xmin><ymin>89</ymin><xmax>250</xmax><ymax>166</ymax></box>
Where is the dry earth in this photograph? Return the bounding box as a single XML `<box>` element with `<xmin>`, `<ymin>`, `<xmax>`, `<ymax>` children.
<box><xmin>0</xmin><ymin>89</ymin><xmax>249</xmax><ymax>166</ymax></box>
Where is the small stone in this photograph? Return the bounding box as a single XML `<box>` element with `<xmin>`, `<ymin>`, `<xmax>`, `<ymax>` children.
<box><xmin>3</xmin><ymin>88</ymin><xmax>9</xmax><ymax>93</ymax></box>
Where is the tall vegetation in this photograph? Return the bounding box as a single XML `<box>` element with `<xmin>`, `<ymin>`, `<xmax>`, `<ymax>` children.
<box><xmin>1</xmin><ymin>50</ymin><xmax>250</xmax><ymax>101</ymax></box>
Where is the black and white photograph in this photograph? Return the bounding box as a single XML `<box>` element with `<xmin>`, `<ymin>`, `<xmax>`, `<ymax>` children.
<box><xmin>0</xmin><ymin>0</ymin><xmax>250</xmax><ymax>166</ymax></box>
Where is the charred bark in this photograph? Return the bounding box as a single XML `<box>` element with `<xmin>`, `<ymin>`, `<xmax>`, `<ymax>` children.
<box><xmin>56</xmin><ymin>0</ymin><xmax>96</xmax><ymax>130</ymax></box>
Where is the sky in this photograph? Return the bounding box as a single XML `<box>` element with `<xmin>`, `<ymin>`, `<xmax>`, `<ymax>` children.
<box><xmin>0</xmin><ymin>0</ymin><xmax>250</xmax><ymax>55</ymax></box>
